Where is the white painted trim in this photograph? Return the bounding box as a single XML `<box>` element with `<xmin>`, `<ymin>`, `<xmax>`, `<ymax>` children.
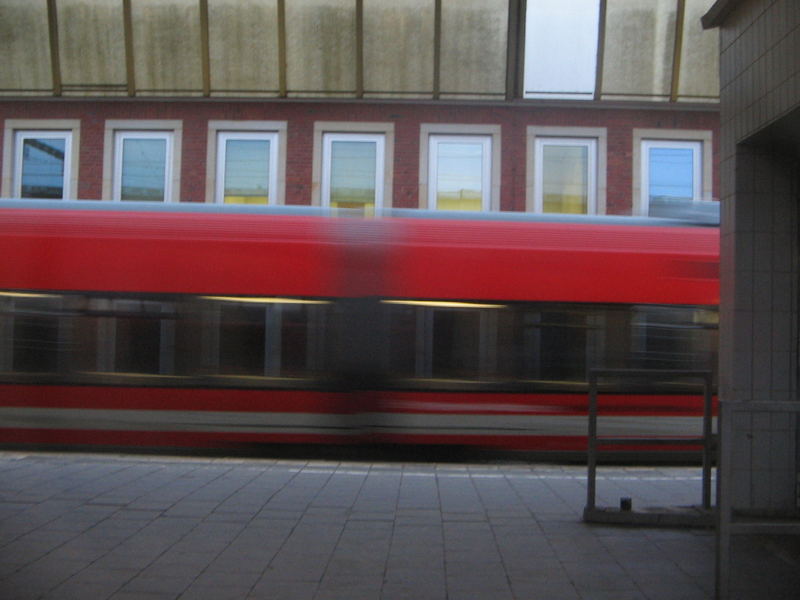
<box><xmin>12</xmin><ymin>130</ymin><xmax>72</xmax><ymax>199</ymax></box>
<box><xmin>526</xmin><ymin>126</ymin><xmax>607</xmax><ymax>214</ymax></box>
<box><xmin>112</xmin><ymin>131</ymin><xmax>174</xmax><ymax>202</ymax></box>
<box><xmin>205</xmin><ymin>121</ymin><xmax>287</xmax><ymax>204</ymax></box>
<box><xmin>640</xmin><ymin>139</ymin><xmax>702</xmax><ymax>215</ymax></box>
<box><xmin>103</xmin><ymin>120</ymin><xmax>182</xmax><ymax>201</ymax></box>
<box><xmin>312</xmin><ymin>121</ymin><xmax>394</xmax><ymax>210</ymax></box>
<box><xmin>419</xmin><ymin>124</ymin><xmax>501</xmax><ymax>211</ymax></box>
<box><xmin>2</xmin><ymin>119</ymin><xmax>80</xmax><ymax>200</ymax></box>
<box><xmin>632</xmin><ymin>128</ymin><xmax>713</xmax><ymax>216</ymax></box>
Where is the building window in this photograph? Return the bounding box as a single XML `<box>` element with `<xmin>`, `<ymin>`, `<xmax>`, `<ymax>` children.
<box><xmin>524</xmin><ymin>0</ymin><xmax>600</xmax><ymax>100</ymax></box>
<box><xmin>322</xmin><ymin>133</ymin><xmax>385</xmax><ymax>215</ymax></box>
<box><xmin>312</xmin><ymin>123</ymin><xmax>394</xmax><ymax>216</ymax></box>
<box><xmin>13</xmin><ymin>131</ymin><xmax>72</xmax><ymax>199</ymax></box>
<box><xmin>527</xmin><ymin>127</ymin><xmax>606</xmax><ymax>214</ymax></box>
<box><xmin>534</xmin><ymin>138</ymin><xmax>596</xmax><ymax>214</ymax></box>
<box><xmin>103</xmin><ymin>120</ymin><xmax>182</xmax><ymax>202</ymax></box>
<box><xmin>2</xmin><ymin>120</ymin><xmax>80</xmax><ymax>200</ymax></box>
<box><xmin>419</xmin><ymin>124</ymin><xmax>501</xmax><ymax>211</ymax></box>
<box><xmin>113</xmin><ymin>131</ymin><xmax>172</xmax><ymax>202</ymax></box>
<box><xmin>633</xmin><ymin>129</ymin><xmax>712</xmax><ymax>216</ymax></box>
<box><xmin>206</xmin><ymin>121</ymin><xmax>287</xmax><ymax>205</ymax></box>
<box><xmin>215</xmin><ymin>132</ymin><xmax>278</xmax><ymax>205</ymax></box>
<box><xmin>641</xmin><ymin>140</ymin><xmax>702</xmax><ymax>214</ymax></box>
<box><xmin>428</xmin><ymin>135</ymin><xmax>491</xmax><ymax>211</ymax></box>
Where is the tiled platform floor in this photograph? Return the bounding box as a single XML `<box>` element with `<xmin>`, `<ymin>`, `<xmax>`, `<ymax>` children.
<box><xmin>0</xmin><ymin>451</ymin><xmax>715</xmax><ymax>599</ymax></box>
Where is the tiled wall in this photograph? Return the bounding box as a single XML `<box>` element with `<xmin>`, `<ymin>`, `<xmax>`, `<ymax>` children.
<box><xmin>717</xmin><ymin>0</ymin><xmax>800</xmax><ymax>512</ymax></box>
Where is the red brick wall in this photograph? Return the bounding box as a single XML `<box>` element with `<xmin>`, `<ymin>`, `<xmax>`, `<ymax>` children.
<box><xmin>0</xmin><ymin>99</ymin><xmax>719</xmax><ymax>212</ymax></box>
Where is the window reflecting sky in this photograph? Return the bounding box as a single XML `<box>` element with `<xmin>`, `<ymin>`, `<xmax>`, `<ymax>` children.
<box><xmin>330</xmin><ymin>141</ymin><xmax>377</xmax><ymax>205</ymax></box>
<box><xmin>224</xmin><ymin>139</ymin><xmax>270</xmax><ymax>199</ymax></box>
<box><xmin>21</xmin><ymin>138</ymin><xmax>65</xmax><ymax>198</ymax></box>
<box><xmin>648</xmin><ymin>147</ymin><xmax>694</xmax><ymax>200</ymax></box>
<box><xmin>542</xmin><ymin>144</ymin><xmax>589</xmax><ymax>213</ymax></box>
<box><xmin>436</xmin><ymin>142</ymin><xmax>483</xmax><ymax>193</ymax></box>
<box><xmin>121</xmin><ymin>138</ymin><xmax>166</xmax><ymax>201</ymax></box>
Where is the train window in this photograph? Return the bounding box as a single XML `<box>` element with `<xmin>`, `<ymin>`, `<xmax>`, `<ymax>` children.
<box><xmin>215</xmin><ymin>302</ymin><xmax>262</xmax><ymax>376</ymax></box>
<box><xmin>113</xmin><ymin>300</ymin><xmax>173</xmax><ymax>374</ymax></box>
<box><xmin>66</xmin><ymin>298</ymin><xmax>176</xmax><ymax>376</ymax></box>
<box><xmin>0</xmin><ymin>293</ymin><xmax>63</xmax><ymax>374</ymax></box>
<box><xmin>386</xmin><ymin>303</ymin><xmax>418</xmax><ymax>379</ymax></box>
<box><xmin>280</xmin><ymin>303</ymin><xmax>317</xmax><ymax>378</ymax></box>
<box><xmin>511</xmin><ymin>307</ymin><xmax>591</xmax><ymax>383</ymax></box>
<box><xmin>384</xmin><ymin>300</ymin><xmax>504</xmax><ymax>382</ymax></box>
<box><xmin>201</xmin><ymin>296</ymin><xmax>329</xmax><ymax>380</ymax></box>
<box><xmin>432</xmin><ymin>309</ymin><xmax>481</xmax><ymax>379</ymax></box>
<box><xmin>70</xmin><ymin>297</ymin><xmax>99</xmax><ymax>373</ymax></box>
<box><xmin>630</xmin><ymin>305</ymin><xmax>717</xmax><ymax>371</ymax></box>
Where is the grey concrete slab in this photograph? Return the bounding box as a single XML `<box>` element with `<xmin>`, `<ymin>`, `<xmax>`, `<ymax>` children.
<box><xmin>0</xmin><ymin>452</ymin><xmax>716</xmax><ymax>600</ymax></box>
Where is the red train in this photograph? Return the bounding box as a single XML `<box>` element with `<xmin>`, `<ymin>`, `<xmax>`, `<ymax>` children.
<box><xmin>0</xmin><ymin>200</ymin><xmax>719</xmax><ymax>453</ymax></box>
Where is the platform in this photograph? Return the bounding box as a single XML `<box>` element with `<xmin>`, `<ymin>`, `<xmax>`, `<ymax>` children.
<box><xmin>0</xmin><ymin>451</ymin><xmax>715</xmax><ymax>599</ymax></box>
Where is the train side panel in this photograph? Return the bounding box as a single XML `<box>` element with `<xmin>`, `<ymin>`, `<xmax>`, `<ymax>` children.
<box><xmin>0</xmin><ymin>206</ymin><xmax>719</xmax><ymax>453</ymax></box>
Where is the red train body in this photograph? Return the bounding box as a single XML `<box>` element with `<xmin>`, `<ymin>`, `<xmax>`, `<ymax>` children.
<box><xmin>0</xmin><ymin>202</ymin><xmax>719</xmax><ymax>453</ymax></box>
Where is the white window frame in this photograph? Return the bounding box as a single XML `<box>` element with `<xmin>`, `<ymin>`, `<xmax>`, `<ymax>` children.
<box><xmin>112</xmin><ymin>131</ymin><xmax>173</xmax><ymax>202</ymax></box>
<box><xmin>427</xmin><ymin>134</ymin><xmax>492</xmax><ymax>212</ymax></box>
<box><xmin>1</xmin><ymin>120</ymin><xmax>80</xmax><ymax>200</ymax></box>
<box><xmin>320</xmin><ymin>132</ymin><xmax>386</xmax><ymax>212</ymax></box>
<box><xmin>206</xmin><ymin>121</ymin><xmax>287</xmax><ymax>204</ymax></box>
<box><xmin>214</xmin><ymin>131</ymin><xmax>279</xmax><ymax>205</ymax></box>
<box><xmin>640</xmin><ymin>139</ymin><xmax>703</xmax><ymax>216</ymax></box>
<box><xmin>312</xmin><ymin>122</ymin><xmax>394</xmax><ymax>213</ymax></box>
<box><xmin>533</xmin><ymin>137</ymin><xmax>597</xmax><ymax>215</ymax></box>
<box><xmin>633</xmin><ymin>129</ymin><xmax>712</xmax><ymax>216</ymax></box>
<box><xmin>419</xmin><ymin>124</ymin><xmax>501</xmax><ymax>211</ymax></box>
<box><xmin>12</xmin><ymin>131</ymin><xmax>72</xmax><ymax>199</ymax></box>
<box><xmin>102</xmin><ymin>120</ymin><xmax>182</xmax><ymax>202</ymax></box>
<box><xmin>526</xmin><ymin>126</ymin><xmax>606</xmax><ymax>215</ymax></box>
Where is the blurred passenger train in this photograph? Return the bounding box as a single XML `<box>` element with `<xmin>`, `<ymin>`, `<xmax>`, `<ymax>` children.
<box><xmin>0</xmin><ymin>200</ymin><xmax>719</xmax><ymax>453</ymax></box>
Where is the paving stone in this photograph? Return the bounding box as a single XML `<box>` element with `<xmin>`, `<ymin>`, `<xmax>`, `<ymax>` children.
<box><xmin>0</xmin><ymin>452</ymin><xmax>716</xmax><ymax>600</ymax></box>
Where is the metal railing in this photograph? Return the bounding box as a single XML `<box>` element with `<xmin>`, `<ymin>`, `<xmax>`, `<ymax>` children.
<box><xmin>584</xmin><ymin>368</ymin><xmax>715</xmax><ymax>526</ymax></box>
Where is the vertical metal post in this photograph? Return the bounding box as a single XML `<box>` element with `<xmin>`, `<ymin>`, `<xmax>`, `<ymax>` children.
<box><xmin>122</xmin><ymin>0</ymin><xmax>136</xmax><ymax>96</ymax></box>
<box><xmin>432</xmin><ymin>0</ymin><xmax>441</xmax><ymax>100</ymax></box>
<box><xmin>587</xmin><ymin>371</ymin><xmax>598</xmax><ymax>511</ymax></box>
<box><xmin>355</xmin><ymin>0</ymin><xmax>364</xmax><ymax>98</ymax></box>
<box><xmin>505</xmin><ymin>0</ymin><xmax>522</xmax><ymax>101</ymax></box>
<box><xmin>277</xmin><ymin>0</ymin><xmax>288</xmax><ymax>98</ymax></box>
<box><xmin>593</xmin><ymin>0</ymin><xmax>607</xmax><ymax>101</ymax></box>
<box><xmin>702</xmin><ymin>371</ymin><xmax>713</xmax><ymax>509</ymax></box>
<box><xmin>46</xmin><ymin>0</ymin><xmax>62</xmax><ymax>97</ymax></box>
<box><xmin>199</xmin><ymin>0</ymin><xmax>211</xmax><ymax>97</ymax></box>
<box><xmin>670</xmin><ymin>0</ymin><xmax>686</xmax><ymax>102</ymax></box>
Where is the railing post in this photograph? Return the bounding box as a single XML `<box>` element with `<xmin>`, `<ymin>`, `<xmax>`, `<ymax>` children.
<box><xmin>586</xmin><ymin>370</ymin><xmax>598</xmax><ymax>512</ymax></box>
<box><xmin>584</xmin><ymin>368</ymin><xmax>715</xmax><ymax>527</ymax></box>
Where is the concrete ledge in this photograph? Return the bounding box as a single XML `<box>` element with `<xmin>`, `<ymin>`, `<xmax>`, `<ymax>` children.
<box><xmin>583</xmin><ymin>505</ymin><xmax>714</xmax><ymax>528</ymax></box>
